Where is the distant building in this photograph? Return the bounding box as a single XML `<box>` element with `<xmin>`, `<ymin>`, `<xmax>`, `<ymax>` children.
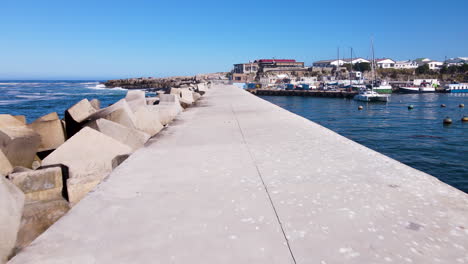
<box><xmin>231</xmin><ymin>59</ymin><xmax>305</xmax><ymax>82</ymax></box>
<box><xmin>255</xmin><ymin>59</ymin><xmax>305</xmax><ymax>71</ymax></box>
<box><xmin>313</xmin><ymin>58</ymin><xmax>369</xmax><ymax>68</ymax></box>
<box><xmin>233</xmin><ymin>62</ymin><xmax>259</xmax><ymax>74</ymax></box>
<box><xmin>343</xmin><ymin>58</ymin><xmax>370</xmax><ymax>64</ymax></box>
<box><xmin>445</xmin><ymin>57</ymin><xmax>468</xmax><ymax>66</ymax></box>
<box><xmin>394</xmin><ymin>60</ymin><xmax>418</xmax><ymax>69</ymax></box>
<box><xmin>376</xmin><ymin>58</ymin><xmax>396</xmax><ymax>69</ymax></box>
<box><xmin>313</xmin><ymin>59</ymin><xmax>344</xmax><ymax>67</ymax></box>
<box><xmin>413</xmin><ymin>58</ymin><xmax>443</xmax><ymax>70</ymax></box>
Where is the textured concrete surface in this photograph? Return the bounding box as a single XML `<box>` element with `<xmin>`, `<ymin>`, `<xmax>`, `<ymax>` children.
<box><xmin>0</xmin><ymin>177</ymin><xmax>24</xmax><ymax>264</ymax></box>
<box><xmin>10</xmin><ymin>84</ymin><xmax>468</xmax><ymax>264</ymax></box>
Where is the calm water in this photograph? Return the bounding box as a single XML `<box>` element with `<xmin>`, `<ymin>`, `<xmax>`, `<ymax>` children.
<box><xmin>260</xmin><ymin>93</ymin><xmax>468</xmax><ymax>193</ymax></box>
<box><xmin>0</xmin><ymin>81</ymin><xmax>128</xmax><ymax>122</ymax></box>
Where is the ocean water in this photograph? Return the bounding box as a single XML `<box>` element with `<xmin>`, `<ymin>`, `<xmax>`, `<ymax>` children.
<box><xmin>260</xmin><ymin>93</ymin><xmax>468</xmax><ymax>193</ymax></box>
<box><xmin>0</xmin><ymin>80</ymin><xmax>128</xmax><ymax>122</ymax></box>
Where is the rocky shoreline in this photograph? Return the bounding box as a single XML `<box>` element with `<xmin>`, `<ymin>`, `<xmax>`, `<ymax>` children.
<box><xmin>102</xmin><ymin>76</ymin><xmax>199</xmax><ymax>90</ymax></box>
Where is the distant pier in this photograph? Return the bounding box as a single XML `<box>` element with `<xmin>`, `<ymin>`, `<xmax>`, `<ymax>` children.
<box><xmin>249</xmin><ymin>89</ymin><xmax>358</xmax><ymax>98</ymax></box>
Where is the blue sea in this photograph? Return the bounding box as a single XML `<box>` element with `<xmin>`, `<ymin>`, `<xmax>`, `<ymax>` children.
<box><xmin>260</xmin><ymin>93</ymin><xmax>468</xmax><ymax>193</ymax></box>
<box><xmin>0</xmin><ymin>80</ymin><xmax>127</xmax><ymax>122</ymax></box>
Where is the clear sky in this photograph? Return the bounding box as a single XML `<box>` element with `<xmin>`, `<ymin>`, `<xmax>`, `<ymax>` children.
<box><xmin>1</xmin><ymin>0</ymin><xmax>467</xmax><ymax>80</ymax></box>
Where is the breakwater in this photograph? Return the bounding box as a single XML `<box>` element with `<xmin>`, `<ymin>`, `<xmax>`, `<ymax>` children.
<box><xmin>0</xmin><ymin>82</ymin><xmax>209</xmax><ymax>262</ymax></box>
<box><xmin>103</xmin><ymin>76</ymin><xmax>198</xmax><ymax>90</ymax></box>
<box><xmin>251</xmin><ymin>89</ymin><xmax>358</xmax><ymax>98</ymax></box>
<box><xmin>8</xmin><ymin>83</ymin><xmax>468</xmax><ymax>264</ymax></box>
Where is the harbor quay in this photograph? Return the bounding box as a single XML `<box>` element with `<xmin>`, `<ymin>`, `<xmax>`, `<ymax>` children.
<box><xmin>250</xmin><ymin>89</ymin><xmax>358</xmax><ymax>98</ymax></box>
<box><xmin>7</xmin><ymin>83</ymin><xmax>468</xmax><ymax>263</ymax></box>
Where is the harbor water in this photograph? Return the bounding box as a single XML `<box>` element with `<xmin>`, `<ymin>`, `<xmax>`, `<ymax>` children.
<box><xmin>260</xmin><ymin>93</ymin><xmax>468</xmax><ymax>193</ymax></box>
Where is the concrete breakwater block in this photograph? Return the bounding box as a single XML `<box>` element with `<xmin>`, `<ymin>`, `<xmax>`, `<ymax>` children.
<box><xmin>64</xmin><ymin>99</ymin><xmax>97</xmax><ymax>138</ymax></box>
<box><xmin>90</xmin><ymin>99</ymin><xmax>101</xmax><ymax>110</ymax></box>
<box><xmin>133</xmin><ymin>106</ymin><xmax>164</xmax><ymax>136</ymax></box>
<box><xmin>87</xmin><ymin>118</ymin><xmax>150</xmax><ymax>152</ymax></box>
<box><xmin>156</xmin><ymin>94</ymin><xmax>183</xmax><ymax>125</ymax></box>
<box><xmin>8</xmin><ymin>166</ymin><xmax>65</xmax><ymax>203</ymax></box>
<box><xmin>0</xmin><ymin>177</ymin><xmax>24</xmax><ymax>263</ymax></box>
<box><xmin>14</xmin><ymin>198</ymin><xmax>70</xmax><ymax>252</ymax></box>
<box><xmin>146</xmin><ymin>97</ymin><xmax>159</xmax><ymax>105</ymax></box>
<box><xmin>196</xmin><ymin>83</ymin><xmax>207</xmax><ymax>95</ymax></box>
<box><xmin>125</xmin><ymin>90</ymin><xmax>146</xmax><ymax>113</ymax></box>
<box><xmin>193</xmin><ymin>92</ymin><xmax>201</xmax><ymax>101</ymax></box>
<box><xmin>170</xmin><ymin>87</ymin><xmax>181</xmax><ymax>96</ymax></box>
<box><xmin>42</xmin><ymin>127</ymin><xmax>132</xmax><ymax>205</ymax></box>
<box><xmin>0</xmin><ymin>150</ymin><xmax>13</xmax><ymax>176</ymax></box>
<box><xmin>0</xmin><ymin>127</ymin><xmax>40</xmax><ymax>168</ymax></box>
<box><xmin>179</xmin><ymin>89</ymin><xmax>195</xmax><ymax>108</ymax></box>
<box><xmin>33</xmin><ymin>112</ymin><xmax>59</xmax><ymax>123</ymax></box>
<box><xmin>154</xmin><ymin>105</ymin><xmax>178</xmax><ymax>126</ymax></box>
<box><xmin>13</xmin><ymin>116</ymin><xmax>26</xmax><ymax>125</ymax></box>
<box><xmin>0</xmin><ymin>114</ymin><xmax>26</xmax><ymax>128</ymax></box>
<box><xmin>88</xmin><ymin>99</ymin><xmax>137</xmax><ymax>130</ymax></box>
<box><xmin>27</xmin><ymin>119</ymin><xmax>65</xmax><ymax>153</ymax></box>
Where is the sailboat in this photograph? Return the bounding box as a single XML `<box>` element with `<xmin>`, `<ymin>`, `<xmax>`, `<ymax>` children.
<box><xmin>354</xmin><ymin>38</ymin><xmax>390</xmax><ymax>102</ymax></box>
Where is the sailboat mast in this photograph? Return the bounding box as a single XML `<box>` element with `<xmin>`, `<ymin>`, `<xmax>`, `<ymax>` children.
<box><xmin>371</xmin><ymin>37</ymin><xmax>375</xmax><ymax>89</ymax></box>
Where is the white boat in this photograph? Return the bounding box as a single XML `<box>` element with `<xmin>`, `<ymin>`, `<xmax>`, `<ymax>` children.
<box><xmin>354</xmin><ymin>89</ymin><xmax>389</xmax><ymax>102</ymax></box>
<box><xmin>353</xmin><ymin>37</ymin><xmax>390</xmax><ymax>102</ymax></box>
<box><xmin>399</xmin><ymin>82</ymin><xmax>436</xmax><ymax>93</ymax></box>
<box><xmin>444</xmin><ymin>83</ymin><xmax>468</xmax><ymax>93</ymax></box>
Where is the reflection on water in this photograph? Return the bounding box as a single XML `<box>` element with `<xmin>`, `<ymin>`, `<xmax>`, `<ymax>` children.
<box><xmin>260</xmin><ymin>93</ymin><xmax>468</xmax><ymax>193</ymax></box>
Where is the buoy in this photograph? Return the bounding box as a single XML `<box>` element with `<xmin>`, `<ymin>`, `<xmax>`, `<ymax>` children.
<box><xmin>443</xmin><ymin>117</ymin><xmax>452</xmax><ymax>125</ymax></box>
<box><xmin>462</xmin><ymin>116</ymin><xmax>468</xmax><ymax>122</ymax></box>
<box><xmin>408</xmin><ymin>105</ymin><xmax>414</xmax><ymax>110</ymax></box>
<box><xmin>460</xmin><ymin>104</ymin><xmax>465</xmax><ymax>108</ymax></box>
<box><xmin>440</xmin><ymin>104</ymin><xmax>446</xmax><ymax>108</ymax></box>
<box><xmin>358</xmin><ymin>106</ymin><xmax>363</xmax><ymax>110</ymax></box>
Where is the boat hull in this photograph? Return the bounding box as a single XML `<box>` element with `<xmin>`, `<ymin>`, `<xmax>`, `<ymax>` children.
<box><xmin>446</xmin><ymin>89</ymin><xmax>468</xmax><ymax>93</ymax></box>
<box><xmin>373</xmin><ymin>88</ymin><xmax>392</xmax><ymax>94</ymax></box>
<box><xmin>399</xmin><ymin>87</ymin><xmax>435</xmax><ymax>93</ymax></box>
<box><xmin>354</xmin><ymin>95</ymin><xmax>389</xmax><ymax>102</ymax></box>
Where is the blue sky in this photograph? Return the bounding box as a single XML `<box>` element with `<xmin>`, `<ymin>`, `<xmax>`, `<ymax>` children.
<box><xmin>1</xmin><ymin>0</ymin><xmax>467</xmax><ymax>80</ymax></box>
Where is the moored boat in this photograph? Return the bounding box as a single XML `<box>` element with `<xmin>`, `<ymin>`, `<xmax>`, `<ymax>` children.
<box><xmin>399</xmin><ymin>81</ymin><xmax>437</xmax><ymax>93</ymax></box>
<box><xmin>445</xmin><ymin>83</ymin><xmax>468</xmax><ymax>93</ymax></box>
<box><xmin>354</xmin><ymin>89</ymin><xmax>389</xmax><ymax>102</ymax></box>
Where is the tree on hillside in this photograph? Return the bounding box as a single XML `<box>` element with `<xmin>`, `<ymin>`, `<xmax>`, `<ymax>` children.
<box><xmin>416</xmin><ymin>64</ymin><xmax>430</xmax><ymax>75</ymax></box>
<box><xmin>353</xmin><ymin>62</ymin><xmax>371</xmax><ymax>72</ymax></box>
<box><xmin>343</xmin><ymin>63</ymin><xmax>353</xmax><ymax>71</ymax></box>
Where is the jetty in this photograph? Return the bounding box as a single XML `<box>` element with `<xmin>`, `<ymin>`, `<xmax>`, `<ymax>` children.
<box><xmin>7</xmin><ymin>83</ymin><xmax>468</xmax><ymax>263</ymax></box>
<box><xmin>250</xmin><ymin>89</ymin><xmax>358</xmax><ymax>98</ymax></box>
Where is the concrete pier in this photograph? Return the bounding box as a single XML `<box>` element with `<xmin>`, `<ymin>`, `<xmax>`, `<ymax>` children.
<box><xmin>9</xmin><ymin>84</ymin><xmax>468</xmax><ymax>263</ymax></box>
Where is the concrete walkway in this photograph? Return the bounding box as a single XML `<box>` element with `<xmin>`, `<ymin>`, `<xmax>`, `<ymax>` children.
<box><xmin>10</xmin><ymin>84</ymin><xmax>468</xmax><ymax>264</ymax></box>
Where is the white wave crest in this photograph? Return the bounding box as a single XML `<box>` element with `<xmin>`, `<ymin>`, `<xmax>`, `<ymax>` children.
<box><xmin>87</xmin><ymin>84</ymin><xmax>126</xmax><ymax>91</ymax></box>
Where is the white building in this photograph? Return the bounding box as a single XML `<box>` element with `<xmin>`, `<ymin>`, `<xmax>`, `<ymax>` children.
<box><xmin>445</xmin><ymin>57</ymin><xmax>468</xmax><ymax>66</ymax></box>
<box><xmin>394</xmin><ymin>60</ymin><xmax>418</xmax><ymax>69</ymax></box>
<box><xmin>313</xmin><ymin>59</ymin><xmax>344</xmax><ymax>67</ymax></box>
<box><xmin>343</xmin><ymin>58</ymin><xmax>370</xmax><ymax>64</ymax></box>
<box><xmin>413</xmin><ymin>58</ymin><xmax>444</xmax><ymax>70</ymax></box>
<box><xmin>427</xmin><ymin>61</ymin><xmax>443</xmax><ymax>70</ymax></box>
<box><xmin>313</xmin><ymin>57</ymin><xmax>369</xmax><ymax>68</ymax></box>
<box><xmin>376</xmin><ymin>58</ymin><xmax>396</xmax><ymax>69</ymax></box>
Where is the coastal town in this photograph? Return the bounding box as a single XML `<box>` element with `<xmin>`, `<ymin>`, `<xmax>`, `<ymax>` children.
<box><xmin>229</xmin><ymin>57</ymin><xmax>468</xmax><ymax>96</ymax></box>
